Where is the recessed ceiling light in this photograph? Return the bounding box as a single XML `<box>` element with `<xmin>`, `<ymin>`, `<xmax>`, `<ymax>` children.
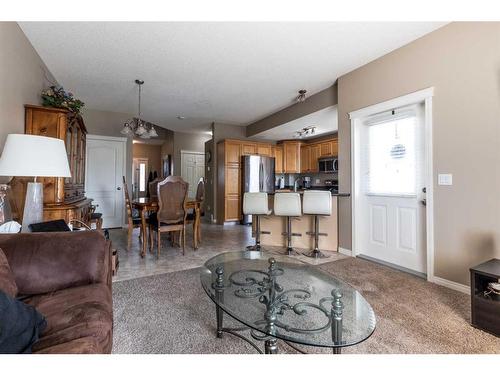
<box><xmin>177</xmin><ymin>116</ymin><xmax>185</xmax><ymax>120</ymax></box>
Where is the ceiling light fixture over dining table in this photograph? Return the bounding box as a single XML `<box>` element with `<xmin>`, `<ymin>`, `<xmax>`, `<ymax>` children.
<box><xmin>121</xmin><ymin>79</ymin><xmax>158</xmax><ymax>139</ymax></box>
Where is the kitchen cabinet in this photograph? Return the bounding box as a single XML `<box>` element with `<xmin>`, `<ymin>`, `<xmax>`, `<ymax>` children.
<box><xmin>257</xmin><ymin>144</ymin><xmax>272</xmax><ymax>156</ymax></box>
<box><xmin>310</xmin><ymin>144</ymin><xmax>320</xmax><ymax>172</ymax></box>
<box><xmin>320</xmin><ymin>141</ymin><xmax>332</xmax><ymax>157</ymax></box>
<box><xmin>242</xmin><ymin>143</ymin><xmax>257</xmax><ymax>155</ymax></box>
<box><xmin>282</xmin><ymin>141</ymin><xmax>302</xmax><ymax>173</ymax></box>
<box><xmin>225</xmin><ymin>141</ymin><xmax>241</xmax><ymax>165</ymax></box>
<box><xmin>301</xmin><ymin>145</ymin><xmax>311</xmax><ymax>173</ymax></box>
<box><xmin>330</xmin><ymin>139</ymin><xmax>338</xmax><ymax>156</ymax></box>
<box><xmin>272</xmin><ymin>146</ymin><xmax>283</xmax><ymax>174</ymax></box>
<box><xmin>217</xmin><ymin>140</ymin><xmax>243</xmax><ymax>223</ymax></box>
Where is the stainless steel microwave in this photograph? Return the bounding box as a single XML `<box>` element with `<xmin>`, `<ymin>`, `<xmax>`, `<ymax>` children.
<box><xmin>318</xmin><ymin>157</ymin><xmax>338</xmax><ymax>173</ymax></box>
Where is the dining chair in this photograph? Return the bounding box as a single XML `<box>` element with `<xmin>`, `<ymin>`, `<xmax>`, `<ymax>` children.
<box><xmin>148</xmin><ymin>177</ymin><xmax>162</xmax><ymax>199</ymax></box>
<box><xmin>122</xmin><ymin>176</ymin><xmax>148</xmax><ymax>250</ymax></box>
<box><xmin>149</xmin><ymin>176</ymin><xmax>189</xmax><ymax>256</ymax></box>
<box><xmin>186</xmin><ymin>177</ymin><xmax>205</xmax><ymax>246</ymax></box>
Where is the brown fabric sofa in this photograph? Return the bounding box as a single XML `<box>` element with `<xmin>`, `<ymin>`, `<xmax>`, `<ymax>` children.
<box><xmin>0</xmin><ymin>230</ymin><xmax>113</xmax><ymax>354</ymax></box>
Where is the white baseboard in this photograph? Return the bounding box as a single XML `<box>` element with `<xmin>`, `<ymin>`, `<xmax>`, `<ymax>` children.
<box><xmin>432</xmin><ymin>276</ymin><xmax>470</xmax><ymax>295</ymax></box>
<box><xmin>338</xmin><ymin>247</ymin><xmax>353</xmax><ymax>257</ymax></box>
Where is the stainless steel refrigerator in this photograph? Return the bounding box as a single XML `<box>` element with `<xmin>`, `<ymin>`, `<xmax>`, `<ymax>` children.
<box><xmin>241</xmin><ymin>155</ymin><xmax>275</xmax><ymax>225</ymax></box>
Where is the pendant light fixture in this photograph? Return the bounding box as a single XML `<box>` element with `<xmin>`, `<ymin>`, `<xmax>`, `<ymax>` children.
<box><xmin>121</xmin><ymin>79</ymin><xmax>158</xmax><ymax>139</ymax></box>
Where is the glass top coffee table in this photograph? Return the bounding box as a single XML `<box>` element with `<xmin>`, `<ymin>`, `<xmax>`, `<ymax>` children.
<box><xmin>200</xmin><ymin>251</ymin><xmax>376</xmax><ymax>354</ymax></box>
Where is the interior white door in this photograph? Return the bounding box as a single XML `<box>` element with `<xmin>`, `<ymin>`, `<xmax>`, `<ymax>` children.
<box><xmin>181</xmin><ymin>152</ymin><xmax>205</xmax><ymax>198</ymax></box>
<box><xmin>358</xmin><ymin>105</ymin><xmax>426</xmax><ymax>274</ymax></box>
<box><xmin>86</xmin><ymin>136</ymin><xmax>126</xmax><ymax>228</ymax></box>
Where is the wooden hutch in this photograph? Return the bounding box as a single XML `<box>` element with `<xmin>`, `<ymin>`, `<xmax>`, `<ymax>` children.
<box><xmin>11</xmin><ymin>105</ymin><xmax>92</xmax><ymax>224</ymax></box>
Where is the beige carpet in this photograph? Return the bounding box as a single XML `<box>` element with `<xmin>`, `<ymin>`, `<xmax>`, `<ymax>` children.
<box><xmin>112</xmin><ymin>257</ymin><xmax>500</xmax><ymax>354</ymax></box>
<box><xmin>319</xmin><ymin>258</ymin><xmax>499</xmax><ymax>353</ymax></box>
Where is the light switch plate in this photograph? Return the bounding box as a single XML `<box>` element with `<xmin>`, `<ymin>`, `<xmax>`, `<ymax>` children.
<box><xmin>438</xmin><ymin>174</ymin><xmax>453</xmax><ymax>186</ymax></box>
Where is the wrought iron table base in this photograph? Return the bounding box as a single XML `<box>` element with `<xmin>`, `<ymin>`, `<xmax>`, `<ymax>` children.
<box><xmin>211</xmin><ymin>259</ymin><xmax>345</xmax><ymax>354</ymax></box>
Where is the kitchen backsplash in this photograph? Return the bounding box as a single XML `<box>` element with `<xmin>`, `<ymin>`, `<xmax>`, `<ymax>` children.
<box><xmin>275</xmin><ymin>172</ymin><xmax>338</xmax><ymax>187</ymax></box>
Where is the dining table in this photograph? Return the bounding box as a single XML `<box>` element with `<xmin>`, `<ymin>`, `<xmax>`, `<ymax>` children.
<box><xmin>132</xmin><ymin>197</ymin><xmax>202</xmax><ymax>257</ymax></box>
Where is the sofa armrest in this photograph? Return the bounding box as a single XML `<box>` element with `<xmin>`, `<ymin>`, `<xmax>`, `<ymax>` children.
<box><xmin>0</xmin><ymin>231</ymin><xmax>110</xmax><ymax>295</ymax></box>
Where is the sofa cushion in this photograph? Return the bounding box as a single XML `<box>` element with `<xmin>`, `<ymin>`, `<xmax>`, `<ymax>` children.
<box><xmin>26</xmin><ymin>283</ymin><xmax>113</xmax><ymax>353</ymax></box>
<box><xmin>0</xmin><ymin>231</ymin><xmax>108</xmax><ymax>295</ymax></box>
<box><xmin>0</xmin><ymin>247</ymin><xmax>17</xmax><ymax>297</ymax></box>
<box><xmin>0</xmin><ymin>290</ymin><xmax>47</xmax><ymax>353</ymax></box>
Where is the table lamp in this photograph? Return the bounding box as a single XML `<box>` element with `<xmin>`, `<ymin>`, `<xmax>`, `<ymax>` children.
<box><xmin>0</xmin><ymin>134</ymin><xmax>71</xmax><ymax>232</ymax></box>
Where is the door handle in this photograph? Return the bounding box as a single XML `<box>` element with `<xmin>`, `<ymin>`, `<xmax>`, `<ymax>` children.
<box><xmin>420</xmin><ymin>199</ymin><xmax>426</xmax><ymax>206</ymax></box>
<box><xmin>117</xmin><ymin>187</ymin><xmax>121</xmax><ymax>191</ymax></box>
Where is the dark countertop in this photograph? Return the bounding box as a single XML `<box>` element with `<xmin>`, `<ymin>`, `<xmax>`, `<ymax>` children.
<box><xmin>268</xmin><ymin>189</ymin><xmax>350</xmax><ymax>197</ymax></box>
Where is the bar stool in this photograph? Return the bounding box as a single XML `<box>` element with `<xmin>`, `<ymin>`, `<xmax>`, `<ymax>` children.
<box><xmin>303</xmin><ymin>190</ymin><xmax>332</xmax><ymax>258</ymax></box>
<box><xmin>243</xmin><ymin>192</ymin><xmax>271</xmax><ymax>251</ymax></box>
<box><xmin>274</xmin><ymin>192</ymin><xmax>302</xmax><ymax>256</ymax></box>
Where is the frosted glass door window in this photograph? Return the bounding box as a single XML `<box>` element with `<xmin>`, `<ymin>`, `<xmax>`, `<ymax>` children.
<box><xmin>139</xmin><ymin>163</ymin><xmax>146</xmax><ymax>192</ymax></box>
<box><xmin>365</xmin><ymin>114</ymin><xmax>418</xmax><ymax>196</ymax></box>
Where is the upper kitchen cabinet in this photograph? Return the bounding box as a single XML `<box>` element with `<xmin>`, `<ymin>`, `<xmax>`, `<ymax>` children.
<box><xmin>241</xmin><ymin>142</ymin><xmax>257</xmax><ymax>155</ymax></box>
<box><xmin>272</xmin><ymin>145</ymin><xmax>283</xmax><ymax>173</ymax></box>
<box><xmin>300</xmin><ymin>145</ymin><xmax>311</xmax><ymax>173</ymax></box>
<box><xmin>282</xmin><ymin>141</ymin><xmax>302</xmax><ymax>173</ymax></box>
<box><xmin>225</xmin><ymin>140</ymin><xmax>242</xmax><ymax>165</ymax></box>
<box><xmin>257</xmin><ymin>143</ymin><xmax>272</xmax><ymax>156</ymax></box>
<box><xmin>309</xmin><ymin>144</ymin><xmax>320</xmax><ymax>172</ymax></box>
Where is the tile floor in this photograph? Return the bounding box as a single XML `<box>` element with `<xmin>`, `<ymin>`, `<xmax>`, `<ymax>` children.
<box><xmin>110</xmin><ymin>222</ymin><xmax>347</xmax><ymax>282</ymax></box>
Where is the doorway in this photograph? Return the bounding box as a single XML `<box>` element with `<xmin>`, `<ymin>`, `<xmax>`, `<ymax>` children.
<box><xmin>181</xmin><ymin>151</ymin><xmax>205</xmax><ymax>198</ymax></box>
<box><xmin>350</xmin><ymin>88</ymin><xmax>434</xmax><ymax>279</ymax></box>
<box><xmin>85</xmin><ymin>135</ymin><xmax>126</xmax><ymax>229</ymax></box>
<box><xmin>132</xmin><ymin>158</ymin><xmax>148</xmax><ymax>199</ymax></box>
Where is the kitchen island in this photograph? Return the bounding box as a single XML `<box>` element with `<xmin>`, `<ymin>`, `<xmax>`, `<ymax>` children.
<box><xmin>256</xmin><ymin>190</ymin><xmax>349</xmax><ymax>252</ymax></box>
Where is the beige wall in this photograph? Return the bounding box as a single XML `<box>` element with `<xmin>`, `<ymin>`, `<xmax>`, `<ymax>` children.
<box><xmin>82</xmin><ymin>109</ymin><xmax>135</xmax><ymax>192</ymax></box>
<box><xmin>133</xmin><ymin>143</ymin><xmax>162</xmax><ymax>178</ymax></box>
<box><xmin>337</xmin><ymin>22</ymin><xmax>500</xmax><ymax>285</ymax></box>
<box><xmin>0</xmin><ymin>22</ymin><xmax>57</xmax><ymax>152</ymax></box>
<box><xmin>172</xmin><ymin>131</ymin><xmax>212</xmax><ymax>175</ymax></box>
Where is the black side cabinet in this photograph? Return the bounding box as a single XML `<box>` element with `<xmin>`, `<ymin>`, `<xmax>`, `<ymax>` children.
<box><xmin>470</xmin><ymin>258</ymin><xmax>500</xmax><ymax>337</ymax></box>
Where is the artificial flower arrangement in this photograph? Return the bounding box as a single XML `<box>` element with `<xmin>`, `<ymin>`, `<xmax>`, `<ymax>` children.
<box><xmin>41</xmin><ymin>85</ymin><xmax>85</xmax><ymax>114</ymax></box>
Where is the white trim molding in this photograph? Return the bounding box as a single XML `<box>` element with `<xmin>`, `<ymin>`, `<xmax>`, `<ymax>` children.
<box><xmin>432</xmin><ymin>277</ymin><xmax>470</xmax><ymax>295</ymax></box>
<box><xmin>338</xmin><ymin>247</ymin><xmax>353</xmax><ymax>257</ymax></box>
<box><xmin>349</xmin><ymin>87</ymin><xmax>436</xmax><ymax>282</ymax></box>
<box><xmin>349</xmin><ymin>87</ymin><xmax>435</xmax><ymax>120</ymax></box>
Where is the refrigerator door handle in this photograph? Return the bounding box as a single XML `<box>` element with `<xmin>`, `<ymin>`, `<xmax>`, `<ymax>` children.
<box><xmin>259</xmin><ymin>161</ymin><xmax>264</xmax><ymax>191</ymax></box>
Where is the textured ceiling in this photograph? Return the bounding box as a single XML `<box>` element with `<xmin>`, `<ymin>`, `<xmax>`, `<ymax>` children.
<box><xmin>19</xmin><ymin>22</ymin><xmax>446</xmax><ymax>133</ymax></box>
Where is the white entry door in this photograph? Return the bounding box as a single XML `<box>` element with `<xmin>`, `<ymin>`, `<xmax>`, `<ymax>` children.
<box><xmin>86</xmin><ymin>135</ymin><xmax>126</xmax><ymax>228</ymax></box>
<box><xmin>181</xmin><ymin>151</ymin><xmax>205</xmax><ymax>198</ymax></box>
<box><xmin>357</xmin><ymin>105</ymin><xmax>427</xmax><ymax>274</ymax></box>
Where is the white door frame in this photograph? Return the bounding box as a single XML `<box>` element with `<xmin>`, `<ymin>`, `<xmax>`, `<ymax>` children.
<box><xmin>85</xmin><ymin>134</ymin><xmax>127</xmax><ymax>227</ymax></box>
<box><xmin>349</xmin><ymin>87</ymin><xmax>435</xmax><ymax>282</ymax></box>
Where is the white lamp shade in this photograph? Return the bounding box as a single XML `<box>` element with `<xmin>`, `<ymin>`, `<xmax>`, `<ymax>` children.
<box><xmin>0</xmin><ymin>134</ymin><xmax>71</xmax><ymax>177</ymax></box>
